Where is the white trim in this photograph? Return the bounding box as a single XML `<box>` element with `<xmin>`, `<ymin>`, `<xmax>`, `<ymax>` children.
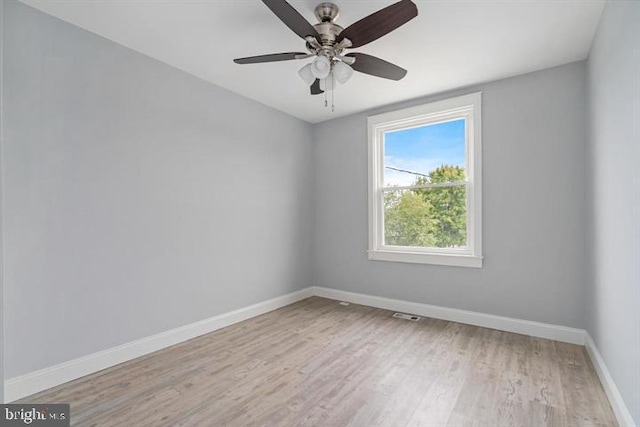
<box><xmin>585</xmin><ymin>333</ymin><xmax>637</xmax><ymax>427</ymax></box>
<box><xmin>367</xmin><ymin>92</ymin><xmax>483</xmax><ymax>267</ymax></box>
<box><xmin>313</xmin><ymin>287</ymin><xmax>633</xmax><ymax>424</ymax></box>
<box><xmin>3</xmin><ymin>288</ymin><xmax>313</xmax><ymax>403</ymax></box>
<box><xmin>368</xmin><ymin>250</ymin><xmax>483</xmax><ymax>268</ymax></box>
<box><xmin>312</xmin><ymin>286</ymin><xmax>585</xmax><ymax>345</ymax></box>
<box><xmin>8</xmin><ymin>285</ymin><xmax>632</xmax><ymax>427</ymax></box>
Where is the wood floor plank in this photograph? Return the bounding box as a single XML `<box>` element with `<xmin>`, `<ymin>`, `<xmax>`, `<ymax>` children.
<box><xmin>19</xmin><ymin>297</ymin><xmax>618</xmax><ymax>427</ymax></box>
<box><xmin>404</xmin><ymin>323</ymin><xmax>486</xmax><ymax>427</ymax></box>
<box><xmin>556</xmin><ymin>342</ymin><xmax>618</xmax><ymax>426</ymax></box>
<box><xmin>347</xmin><ymin>319</ymin><xmax>450</xmax><ymax>427</ymax></box>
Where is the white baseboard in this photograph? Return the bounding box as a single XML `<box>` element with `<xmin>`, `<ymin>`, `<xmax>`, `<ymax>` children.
<box><xmin>313</xmin><ymin>287</ymin><xmax>638</xmax><ymax>425</ymax></box>
<box><xmin>312</xmin><ymin>286</ymin><xmax>586</xmax><ymax>345</ymax></box>
<box><xmin>4</xmin><ymin>287</ymin><xmax>313</xmax><ymax>403</ymax></box>
<box><xmin>585</xmin><ymin>333</ymin><xmax>637</xmax><ymax>427</ymax></box>
<box><xmin>7</xmin><ymin>284</ymin><xmax>633</xmax><ymax>427</ymax></box>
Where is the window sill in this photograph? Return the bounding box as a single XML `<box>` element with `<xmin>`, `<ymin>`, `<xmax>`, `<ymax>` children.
<box><xmin>368</xmin><ymin>249</ymin><xmax>483</xmax><ymax>268</ymax></box>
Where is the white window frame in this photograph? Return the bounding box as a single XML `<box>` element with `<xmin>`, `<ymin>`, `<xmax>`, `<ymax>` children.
<box><xmin>367</xmin><ymin>92</ymin><xmax>483</xmax><ymax>268</ymax></box>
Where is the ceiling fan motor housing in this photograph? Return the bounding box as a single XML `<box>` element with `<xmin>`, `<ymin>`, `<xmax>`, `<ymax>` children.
<box><xmin>313</xmin><ymin>3</ymin><xmax>344</xmax><ymax>46</ymax></box>
<box><xmin>313</xmin><ymin>22</ymin><xmax>343</xmax><ymax>46</ymax></box>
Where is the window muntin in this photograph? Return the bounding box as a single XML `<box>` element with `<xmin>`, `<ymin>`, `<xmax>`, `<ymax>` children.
<box><xmin>367</xmin><ymin>93</ymin><xmax>482</xmax><ymax>267</ymax></box>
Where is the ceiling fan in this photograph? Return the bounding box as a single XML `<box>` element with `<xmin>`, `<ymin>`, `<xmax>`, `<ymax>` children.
<box><xmin>234</xmin><ymin>0</ymin><xmax>418</xmax><ymax>96</ymax></box>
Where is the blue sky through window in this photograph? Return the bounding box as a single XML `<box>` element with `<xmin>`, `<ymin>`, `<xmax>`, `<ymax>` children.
<box><xmin>384</xmin><ymin>119</ymin><xmax>466</xmax><ymax>186</ymax></box>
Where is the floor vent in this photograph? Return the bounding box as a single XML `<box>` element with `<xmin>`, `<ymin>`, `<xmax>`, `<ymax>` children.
<box><xmin>338</xmin><ymin>301</ymin><xmax>350</xmax><ymax>306</ymax></box>
<box><xmin>393</xmin><ymin>312</ymin><xmax>421</xmax><ymax>321</ymax></box>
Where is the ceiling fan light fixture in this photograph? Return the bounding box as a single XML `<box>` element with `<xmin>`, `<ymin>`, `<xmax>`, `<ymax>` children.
<box><xmin>234</xmin><ymin>0</ymin><xmax>418</xmax><ymax>103</ymax></box>
<box><xmin>298</xmin><ymin>63</ymin><xmax>315</xmax><ymax>85</ymax></box>
<box><xmin>333</xmin><ymin>61</ymin><xmax>354</xmax><ymax>84</ymax></box>
<box><xmin>311</xmin><ymin>55</ymin><xmax>331</xmax><ymax>79</ymax></box>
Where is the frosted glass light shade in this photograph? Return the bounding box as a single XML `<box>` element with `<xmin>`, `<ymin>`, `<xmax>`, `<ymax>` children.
<box><xmin>333</xmin><ymin>61</ymin><xmax>354</xmax><ymax>84</ymax></box>
<box><xmin>298</xmin><ymin>63</ymin><xmax>315</xmax><ymax>85</ymax></box>
<box><xmin>311</xmin><ymin>55</ymin><xmax>331</xmax><ymax>79</ymax></box>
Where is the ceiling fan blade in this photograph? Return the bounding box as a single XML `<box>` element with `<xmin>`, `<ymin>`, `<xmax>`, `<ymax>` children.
<box><xmin>310</xmin><ymin>79</ymin><xmax>324</xmax><ymax>95</ymax></box>
<box><xmin>262</xmin><ymin>0</ymin><xmax>320</xmax><ymax>41</ymax></box>
<box><xmin>234</xmin><ymin>52</ymin><xmax>309</xmax><ymax>64</ymax></box>
<box><xmin>346</xmin><ymin>53</ymin><xmax>407</xmax><ymax>81</ymax></box>
<box><xmin>337</xmin><ymin>0</ymin><xmax>418</xmax><ymax>48</ymax></box>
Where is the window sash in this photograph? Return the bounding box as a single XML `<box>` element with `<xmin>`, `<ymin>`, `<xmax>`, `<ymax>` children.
<box><xmin>381</xmin><ymin>181</ymin><xmax>468</xmax><ymax>191</ymax></box>
<box><xmin>367</xmin><ymin>92</ymin><xmax>482</xmax><ymax>267</ymax></box>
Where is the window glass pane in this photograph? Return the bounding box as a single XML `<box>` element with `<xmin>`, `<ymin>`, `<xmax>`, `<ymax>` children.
<box><xmin>384</xmin><ymin>119</ymin><xmax>466</xmax><ymax>187</ymax></box>
<box><xmin>383</xmin><ymin>185</ymin><xmax>467</xmax><ymax>248</ymax></box>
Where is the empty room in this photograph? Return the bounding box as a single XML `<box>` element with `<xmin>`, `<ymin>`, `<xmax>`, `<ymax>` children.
<box><xmin>1</xmin><ymin>0</ymin><xmax>638</xmax><ymax>426</ymax></box>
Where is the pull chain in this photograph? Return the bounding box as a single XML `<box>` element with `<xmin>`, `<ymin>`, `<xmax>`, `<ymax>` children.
<box><xmin>324</xmin><ymin>84</ymin><xmax>328</xmax><ymax>108</ymax></box>
<box><xmin>331</xmin><ymin>78</ymin><xmax>335</xmax><ymax>112</ymax></box>
<box><xmin>321</xmin><ymin>73</ymin><xmax>335</xmax><ymax>111</ymax></box>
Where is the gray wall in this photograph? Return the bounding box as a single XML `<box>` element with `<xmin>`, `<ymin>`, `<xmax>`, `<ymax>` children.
<box><xmin>2</xmin><ymin>1</ymin><xmax>312</xmax><ymax>379</ymax></box>
<box><xmin>312</xmin><ymin>61</ymin><xmax>588</xmax><ymax>328</ymax></box>
<box><xmin>4</xmin><ymin>2</ymin><xmax>638</xmax><ymax>420</ymax></box>
<box><xmin>586</xmin><ymin>1</ymin><xmax>640</xmax><ymax>424</ymax></box>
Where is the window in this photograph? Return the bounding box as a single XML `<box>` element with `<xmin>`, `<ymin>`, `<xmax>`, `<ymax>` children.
<box><xmin>367</xmin><ymin>92</ymin><xmax>482</xmax><ymax>268</ymax></box>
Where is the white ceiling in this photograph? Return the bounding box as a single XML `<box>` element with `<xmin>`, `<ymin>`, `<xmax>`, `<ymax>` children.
<box><xmin>20</xmin><ymin>0</ymin><xmax>605</xmax><ymax>124</ymax></box>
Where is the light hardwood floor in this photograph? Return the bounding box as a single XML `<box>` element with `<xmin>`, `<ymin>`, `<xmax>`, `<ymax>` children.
<box><xmin>21</xmin><ymin>297</ymin><xmax>617</xmax><ymax>426</ymax></box>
